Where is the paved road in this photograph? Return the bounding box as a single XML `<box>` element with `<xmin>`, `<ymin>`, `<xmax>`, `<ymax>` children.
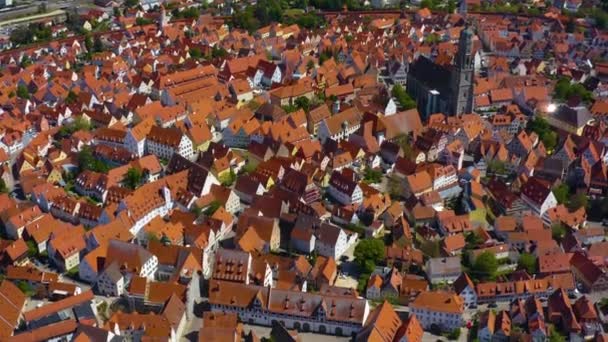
<box><xmin>0</xmin><ymin>0</ymin><xmax>100</xmax><ymax>23</ymax></box>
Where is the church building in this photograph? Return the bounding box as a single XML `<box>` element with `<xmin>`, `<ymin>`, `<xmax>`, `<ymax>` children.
<box><xmin>406</xmin><ymin>26</ymin><xmax>475</xmax><ymax>119</ymax></box>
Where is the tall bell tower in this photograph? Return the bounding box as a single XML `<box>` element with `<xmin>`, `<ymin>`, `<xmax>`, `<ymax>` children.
<box><xmin>450</xmin><ymin>25</ymin><xmax>475</xmax><ymax>115</ymax></box>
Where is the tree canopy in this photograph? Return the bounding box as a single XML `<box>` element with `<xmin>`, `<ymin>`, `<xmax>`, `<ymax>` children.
<box><xmin>232</xmin><ymin>0</ymin><xmax>325</xmax><ymax>32</ymax></box>
<box><xmin>552</xmin><ymin>184</ymin><xmax>570</xmax><ymax>204</ymax></box>
<box><xmin>78</xmin><ymin>146</ymin><xmax>110</xmax><ymax>173</ymax></box>
<box><xmin>471</xmin><ymin>251</ymin><xmax>498</xmax><ymax>281</ymax></box>
<box><xmin>172</xmin><ymin>6</ymin><xmax>200</xmax><ymax>19</ymax></box>
<box><xmin>553</xmin><ymin>78</ymin><xmax>593</xmax><ymax>103</ymax></box>
<box><xmin>551</xmin><ymin>223</ymin><xmax>566</xmax><ymax>241</ymax></box>
<box><xmin>517</xmin><ymin>252</ymin><xmax>537</xmax><ymax>274</ymax></box>
<box><xmin>354</xmin><ymin>239</ymin><xmax>385</xmax><ymax>274</ymax></box>
<box><xmin>203</xmin><ymin>200</ymin><xmax>221</xmax><ymax>216</ymax></box>
<box><xmin>568</xmin><ymin>192</ymin><xmax>588</xmax><ymax>211</ymax></box>
<box><xmin>125</xmin><ymin>167</ymin><xmax>143</xmax><ymax>190</ymax></box>
<box><xmin>0</xmin><ymin>179</ymin><xmax>8</xmax><ymax>194</ymax></box>
<box><xmin>363</xmin><ymin>168</ymin><xmax>383</xmax><ymax>184</ymax></box>
<box><xmin>391</xmin><ymin>84</ymin><xmax>417</xmax><ymax>110</ymax></box>
<box><xmin>527</xmin><ymin>116</ymin><xmax>558</xmax><ymax>151</ymax></box>
<box><xmin>16</xmin><ymin>84</ymin><xmax>30</xmax><ymax>99</ymax></box>
<box><xmin>57</xmin><ymin>117</ymin><xmax>91</xmax><ymax>139</ymax></box>
<box><xmin>10</xmin><ymin>23</ymin><xmax>52</xmax><ymax>46</ymax></box>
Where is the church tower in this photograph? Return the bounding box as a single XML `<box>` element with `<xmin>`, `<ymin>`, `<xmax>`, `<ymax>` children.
<box><xmin>459</xmin><ymin>0</ymin><xmax>467</xmax><ymax>15</ymax></box>
<box><xmin>450</xmin><ymin>25</ymin><xmax>474</xmax><ymax>115</ymax></box>
<box><xmin>159</xmin><ymin>5</ymin><xmax>169</xmax><ymax>30</ymax></box>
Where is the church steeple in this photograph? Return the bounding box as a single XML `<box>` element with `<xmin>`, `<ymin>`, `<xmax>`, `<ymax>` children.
<box><xmin>450</xmin><ymin>25</ymin><xmax>475</xmax><ymax>115</ymax></box>
<box><xmin>455</xmin><ymin>25</ymin><xmax>474</xmax><ymax>71</ymax></box>
<box><xmin>459</xmin><ymin>0</ymin><xmax>467</xmax><ymax>15</ymax></box>
<box><xmin>159</xmin><ymin>5</ymin><xmax>168</xmax><ymax>29</ymax></box>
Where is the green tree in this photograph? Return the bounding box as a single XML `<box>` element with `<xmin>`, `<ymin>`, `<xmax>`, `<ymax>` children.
<box><xmin>393</xmin><ymin>134</ymin><xmax>414</xmax><ymax>161</ymax></box>
<box><xmin>518</xmin><ymin>252</ymin><xmax>537</xmax><ymax>274</ymax></box>
<box><xmin>232</xmin><ymin>7</ymin><xmax>261</xmax><ymax>32</ymax></box>
<box><xmin>125</xmin><ymin>0</ymin><xmax>138</xmax><ymax>7</ymax></box>
<box><xmin>294</xmin><ymin>96</ymin><xmax>311</xmax><ymax>112</ymax></box>
<box><xmin>594</xmin><ymin>10</ymin><xmax>608</xmax><ymax>29</ymax></box>
<box><xmin>78</xmin><ymin>146</ymin><xmax>96</xmax><ymax>172</ymax></box>
<box><xmin>65</xmin><ymin>90</ymin><xmax>78</xmax><ymax>104</ymax></box>
<box><xmin>73</xmin><ymin>116</ymin><xmax>91</xmax><ymax>131</ymax></box>
<box><xmin>553</xmin><ymin>77</ymin><xmax>593</xmax><ymax>103</ymax></box>
<box><xmin>26</xmin><ymin>240</ymin><xmax>38</xmax><ymax>257</ymax></box>
<box><xmin>10</xmin><ymin>26</ymin><xmax>31</xmax><ymax>45</ymax></box>
<box><xmin>220</xmin><ymin>169</ymin><xmax>237</xmax><ymax>186</ymax></box>
<box><xmin>363</xmin><ymin>168</ymin><xmax>383</xmax><ymax>184</ymax></box>
<box><xmin>420</xmin><ymin>239</ymin><xmax>441</xmax><ymax>258</ymax></box>
<box><xmin>10</xmin><ymin>24</ymin><xmax>52</xmax><ymax>46</ymax></box>
<box><xmin>93</xmin><ymin>36</ymin><xmax>104</xmax><ymax>53</ymax></box>
<box><xmin>20</xmin><ymin>55</ymin><xmax>32</xmax><ymax>68</ymax></box>
<box><xmin>599</xmin><ymin>297</ymin><xmax>608</xmax><ymax>312</ymax></box>
<box><xmin>319</xmin><ymin>51</ymin><xmax>331</xmax><ymax>65</ymax></box>
<box><xmin>420</xmin><ymin>0</ymin><xmax>433</xmax><ymax>9</ymax></box>
<box><xmin>387</xmin><ymin>177</ymin><xmax>403</xmax><ymax>199</ymax></box>
<box><xmin>465</xmin><ymin>232</ymin><xmax>483</xmax><ymax>250</ymax></box>
<box><xmin>447</xmin><ymin>0</ymin><xmax>456</xmax><ymax>12</ymax></box>
<box><xmin>472</xmin><ymin>251</ymin><xmax>498</xmax><ymax>281</ymax></box>
<box><xmin>306</xmin><ymin>60</ymin><xmax>315</xmax><ymax>71</ymax></box>
<box><xmin>125</xmin><ymin>167</ymin><xmax>143</xmax><ymax>190</ymax></box>
<box><xmin>391</xmin><ymin>84</ymin><xmax>417</xmax><ymax>110</ymax></box>
<box><xmin>551</xmin><ymin>223</ymin><xmax>566</xmax><ymax>241</ymax></box>
<box><xmin>282</xmin><ymin>104</ymin><xmax>298</xmax><ymax>113</ymax></box>
<box><xmin>568</xmin><ymin>192</ymin><xmax>588</xmax><ymax>210</ymax></box>
<box><xmin>254</xmin><ymin>0</ymin><xmax>284</xmax><ymax>25</ymax></box>
<box><xmin>84</xmin><ymin>34</ymin><xmax>93</xmax><ymax>51</ymax></box>
<box><xmin>549</xmin><ymin>325</ymin><xmax>566</xmax><ymax>342</ymax></box>
<box><xmin>17</xmin><ymin>280</ymin><xmax>35</xmax><ymax>296</ymax></box>
<box><xmin>78</xmin><ymin>146</ymin><xmax>110</xmax><ymax>173</ymax></box>
<box><xmin>487</xmin><ymin>160</ymin><xmax>507</xmax><ymax>175</ymax></box>
<box><xmin>190</xmin><ymin>47</ymin><xmax>203</xmax><ymax>60</ymax></box>
<box><xmin>97</xmin><ymin>301</ymin><xmax>109</xmax><ymax>320</ymax></box>
<box><xmin>543</xmin><ymin>131</ymin><xmax>558</xmax><ymax>151</ymax></box>
<box><xmin>354</xmin><ymin>239</ymin><xmax>385</xmax><ymax>274</ymax></box>
<box><xmin>173</xmin><ymin>6</ymin><xmax>200</xmax><ymax>19</ymax></box>
<box><xmin>211</xmin><ymin>45</ymin><xmax>228</xmax><ymax>59</ymax></box>
<box><xmin>147</xmin><ymin>232</ymin><xmax>160</xmax><ymax>243</ymax></box>
<box><xmin>552</xmin><ymin>184</ymin><xmax>570</xmax><ymax>204</ymax></box>
<box><xmin>136</xmin><ymin>17</ymin><xmax>153</xmax><ymax>26</ymax></box>
<box><xmin>446</xmin><ymin>328</ymin><xmax>461</xmax><ymax>340</ymax></box>
<box><xmin>527</xmin><ymin>116</ymin><xmax>558</xmax><ymax>151</ymax></box>
<box><xmin>38</xmin><ymin>2</ymin><xmax>47</xmax><ymax>13</ymax></box>
<box><xmin>16</xmin><ymin>84</ymin><xmax>29</xmax><ymax>99</ymax></box>
<box><xmin>203</xmin><ymin>200</ymin><xmax>221</xmax><ymax>216</ymax></box>
<box><xmin>554</xmin><ymin>78</ymin><xmax>570</xmax><ymax>99</ymax></box>
<box><xmin>424</xmin><ymin>33</ymin><xmax>441</xmax><ymax>44</ymax></box>
<box><xmin>58</xmin><ymin>117</ymin><xmax>91</xmax><ymax>138</ymax></box>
